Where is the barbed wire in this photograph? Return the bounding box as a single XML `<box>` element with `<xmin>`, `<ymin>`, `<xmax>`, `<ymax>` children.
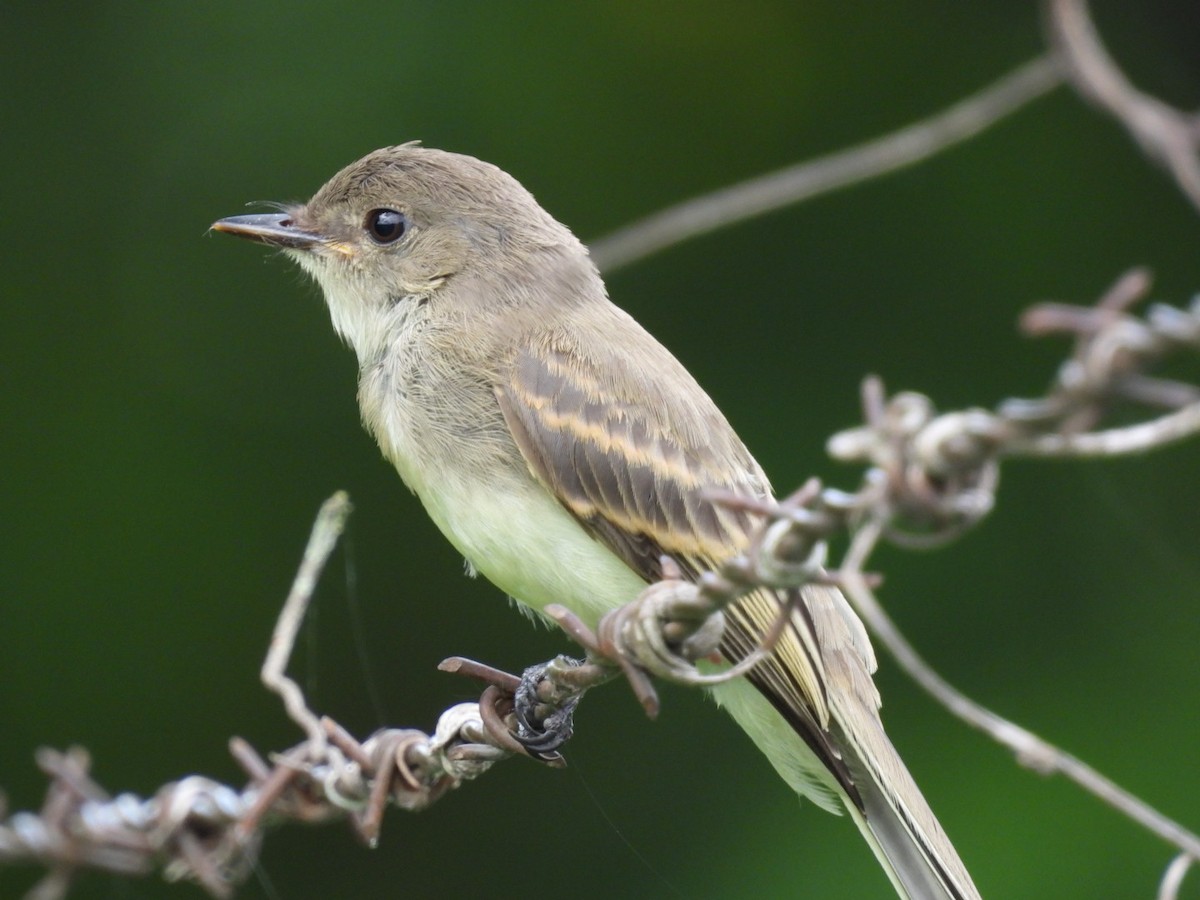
<box><xmin>1047</xmin><ymin>0</ymin><xmax>1200</xmax><ymax>216</ymax></box>
<box><xmin>588</xmin><ymin>55</ymin><xmax>1063</xmax><ymax>274</ymax></box>
<box><xmin>2</xmin><ymin>270</ymin><xmax>1196</xmax><ymax>898</ymax></box>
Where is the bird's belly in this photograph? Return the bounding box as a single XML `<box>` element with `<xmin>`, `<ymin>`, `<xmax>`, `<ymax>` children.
<box><xmin>411</xmin><ymin>466</ymin><xmax>647</xmax><ymax>626</ymax></box>
<box><xmin>362</xmin><ymin>357</ymin><xmax>646</xmax><ymax>624</ymax></box>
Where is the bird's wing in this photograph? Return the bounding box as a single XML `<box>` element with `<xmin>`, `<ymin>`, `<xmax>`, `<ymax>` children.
<box><xmin>496</xmin><ymin>324</ymin><xmax>980</xmax><ymax>900</ymax></box>
<box><xmin>495</xmin><ymin>331</ymin><xmax>857</xmax><ymax>799</ymax></box>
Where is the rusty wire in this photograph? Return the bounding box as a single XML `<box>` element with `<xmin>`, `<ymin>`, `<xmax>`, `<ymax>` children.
<box><xmin>2</xmin><ymin>275</ymin><xmax>1198</xmax><ymax>899</ymax></box>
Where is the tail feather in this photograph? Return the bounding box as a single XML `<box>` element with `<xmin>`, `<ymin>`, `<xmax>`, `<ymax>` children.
<box><xmin>839</xmin><ymin>717</ymin><xmax>980</xmax><ymax>900</ymax></box>
<box><xmin>816</xmin><ymin>578</ymin><xmax>981</xmax><ymax>900</ymax></box>
<box><xmin>715</xmin><ymin>582</ymin><xmax>981</xmax><ymax>899</ymax></box>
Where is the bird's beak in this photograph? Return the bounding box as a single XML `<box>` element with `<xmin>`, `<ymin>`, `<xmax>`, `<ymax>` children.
<box><xmin>210</xmin><ymin>212</ymin><xmax>324</xmax><ymax>250</ymax></box>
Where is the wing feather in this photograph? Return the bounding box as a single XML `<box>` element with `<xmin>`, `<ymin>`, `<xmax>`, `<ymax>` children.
<box><xmin>497</xmin><ymin>337</ymin><xmax>859</xmax><ymax>802</ymax></box>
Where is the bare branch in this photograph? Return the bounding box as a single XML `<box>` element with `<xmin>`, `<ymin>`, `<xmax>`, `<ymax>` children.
<box><xmin>589</xmin><ymin>56</ymin><xmax>1063</xmax><ymax>273</ymax></box>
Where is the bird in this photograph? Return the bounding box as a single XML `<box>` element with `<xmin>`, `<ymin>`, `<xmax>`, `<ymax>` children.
<box><xmin>212</xmin><ymin>143</ymin><xmax>980</xmax><ymax>899</ymax></box>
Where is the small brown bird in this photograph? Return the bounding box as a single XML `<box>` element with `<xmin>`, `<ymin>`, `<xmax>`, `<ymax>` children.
<box><xmin>213</xmin><ymin>144</ymin><xmax>980</xmax><ymax>899</ymax></box>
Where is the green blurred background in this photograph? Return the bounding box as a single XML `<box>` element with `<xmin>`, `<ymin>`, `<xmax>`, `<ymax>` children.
<box><xmin>2</xmin><ymin>2</ymin><xmax>1198</xmax><ymax>898</ymax></box>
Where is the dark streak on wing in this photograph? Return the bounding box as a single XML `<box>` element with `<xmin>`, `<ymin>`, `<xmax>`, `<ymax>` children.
<box><xmin>497</xmin><ymin>342</ymin><xmax>863</xmax><ymax>808</ymax></box>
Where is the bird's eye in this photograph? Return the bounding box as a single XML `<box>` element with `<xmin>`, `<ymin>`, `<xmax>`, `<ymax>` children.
<box><xmin>365</xmin><ymin>209</ymin><xmax>408</xmax><ymax>244</ymax></box>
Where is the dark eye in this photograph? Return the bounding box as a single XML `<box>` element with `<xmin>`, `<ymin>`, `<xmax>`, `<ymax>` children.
<box><xmin>365</xmin><ymin>208</ymin><xmax>408</xmax><ymax>244</ymax></box>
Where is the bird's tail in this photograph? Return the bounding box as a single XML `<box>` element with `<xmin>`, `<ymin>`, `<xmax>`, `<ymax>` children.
<box><xmin>816</xmin><ymin>576</ymin><xmax>981</xmax><ymax>900</ymax></box>
<box><xmin>709</xmin><ymin>672</ymin><xmax>980</xmax><ymax>899</ymax></box>
<box><xmin>837</xmin><ymin>712</ymin><xmax>981</xmax><ymax>900</ymax></box>
<box><xmin>713</xmin><ymin>580</ymin><xmax>981</xmax><ymax>900</ymax></box>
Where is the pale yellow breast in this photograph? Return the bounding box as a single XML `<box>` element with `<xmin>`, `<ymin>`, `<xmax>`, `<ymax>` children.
<box><xmin>413</xmin><ymin>463</ymin><xmax>647</xmax><ymax>625</ymax></box>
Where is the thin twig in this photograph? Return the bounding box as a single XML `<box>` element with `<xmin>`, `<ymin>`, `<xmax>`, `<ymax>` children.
<box><xmin>589</xmin><ymin>56</ymin><xmax>1063</xmax><ymax>273</ymax></box>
